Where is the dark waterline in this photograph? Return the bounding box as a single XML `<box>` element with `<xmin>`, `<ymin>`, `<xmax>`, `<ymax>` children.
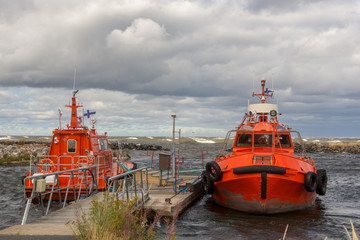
<box><xmin>1</xmin><ymin>140</ymin><xmax>359</xmax><ymax>239</ymax></box>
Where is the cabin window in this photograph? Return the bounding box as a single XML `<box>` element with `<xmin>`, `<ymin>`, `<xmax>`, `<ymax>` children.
<box><xmin>275</xmin><ymin>134</ymin><xmax>291</xmax><ymax>148</ymax></box>
<box><xmin>68</xmin><ymin>139</ymin><xmax>76</xmax><ymax>153</ymax></box>
<box><xmin>103</xmin><ymin>139</ymin><xmax>108</xmax><ymax>150</ymax></box>
<box><xmin>236</xmin><ymin>134</ymin><xmax>252</xmax><ymax>147</ymax></box>
<box><xmin>98</xmin><ymin>138</ymin><xmax>108</xmax><ymax>151</ymax></box>
<box><xmin>254</xmin><ymin>134</ymin><xmax>272</xmax><ymax>147</ymax></box>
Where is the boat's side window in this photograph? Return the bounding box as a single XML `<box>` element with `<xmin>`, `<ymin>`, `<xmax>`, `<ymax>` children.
<box><xmin>98</xmin><ymin>139</ymin><xmax>105</xmax><ymax>151</ymax></box>
<box><xmin>236</xmin><ymin>134</ymin><xmax>252</xmax><ymax>147</ymax></box>
<box><xmin>275</xmin><ymin>134</ymin><xmax>291</xmax><ymax>148</ymax></box>
<box><xmin>98</xmin><ymin>138</ymin><xmax>109</xmax><ymax>151</ymax></box>
<box><xmin>103</xmin><ymin>139</ymin><xmax>108</xmax><ymax>150</ymax></box>
<box><xmin>68</xmin><ymin>139</ymin><xmax>76</xmax><ymax>153</ymax></box>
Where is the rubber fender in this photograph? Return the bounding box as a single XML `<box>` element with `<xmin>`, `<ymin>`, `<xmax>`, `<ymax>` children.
<box><xmin>304</xmin><ymin>171</ymin><xmax>317</xmax><ymax>192</ymax></box>
<box><xmin>202</xmin><ymin>173</ymin><xmax>214</xmax><ymax>194</ymax></box>
<box><xmin>206</xmin><ymin>161</ymin><xmax>223</xmax><ymax>182</ymax></box>
<box><xmin>131</xmin><ymin>162</ymin><xmax>138</xmax><ymax>170</ymax></box>
<box><xmin>21</xmin><ymin>175</ymin><xmax>27</xmax><ymax>185</ymax></box>
<box><xmin>316</xmin><ymin>169</ymin><xmax>327</xmax><ymax>196</ymax></box>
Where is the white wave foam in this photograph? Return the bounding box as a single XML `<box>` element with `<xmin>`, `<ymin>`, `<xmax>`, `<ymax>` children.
<box><xmin>328</xmin><ymin>140</ymin><xmax>342</xmax><ymax>143</ymax></box>
<box><xmin>127</xmin><ymin>137</ymin><xmax>138</xmax><ymax>140</ymax></box>
<box><xmin>191</xmin><ymin>138</ymin><xmax>216</xmax><ymax>144</ymax></box>
<box><xmin>302</xmin><ymin>139</ymin><xmax>308</xmax><ymax>142</ymax></box>
<box><xmin>146</xmin><ymin>136</ymin><xmax>154</xmax><ymax>139</ymax></box>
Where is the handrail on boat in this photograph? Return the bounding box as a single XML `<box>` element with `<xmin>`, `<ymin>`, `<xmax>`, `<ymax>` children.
<box><xmin>106</xmin><ymin>167</ymin><xmax>150</xmax><ymax>208</ymax></box>
<box><xmin>21</xmin><ymin>165</ymin><xmax>98</xmax><ymax>225</ymax></box>
<box><xmin>216</xmin><ymin>129</ymin><xmax>306</xmax><ymax>161</ymax></box>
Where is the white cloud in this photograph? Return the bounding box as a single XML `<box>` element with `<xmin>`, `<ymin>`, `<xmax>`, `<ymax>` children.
<box><xmin>107</xmin><ymin>18</ymin><xmax>167</xmax><ymax>49</ymax></box>
<box><xmin>0</xmin><ymin>0</ymin><xmax>359</xmax><ymax>137</ymax></box>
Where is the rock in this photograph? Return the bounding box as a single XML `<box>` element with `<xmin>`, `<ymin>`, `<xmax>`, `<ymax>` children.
<box><xmin>109</xmin><ymin>142</ymin><xmax>165</xmax><ymax>151</ymax></box>
<box><xmin>294</xmin><ymin>142</ymin><xmax>360</xmax><ymax>154</ymax></box>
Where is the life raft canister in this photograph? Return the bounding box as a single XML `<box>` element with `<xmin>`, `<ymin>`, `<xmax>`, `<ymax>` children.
<box><xmin>316</xmin><ymin>169</ymin><xmax>327</xmax><ymax>195</ymax></box>
<box><xmin>39</xmin><ymin>158</ymin><xmax>56</xmax><ymax>173</ymax></box>
<box><xmin>304</xmin><ymin>171</ymin><xmax>317</xmax><ymax>192</ymax></box>
<box><xmin>206</xmin><ymin>161</ymin><xmax>223</xmax><ymax>182</ymax></box>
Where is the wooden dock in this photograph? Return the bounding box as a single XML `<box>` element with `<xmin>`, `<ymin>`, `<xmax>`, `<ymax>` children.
<box><xmin>0</xmin><ymin>171</ymin><xmax>204</xmax><ymax>237</ymax></box>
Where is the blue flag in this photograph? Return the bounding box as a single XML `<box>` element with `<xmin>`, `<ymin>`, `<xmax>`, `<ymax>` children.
<box><xmin>265</xmin><ymin>88</ymin><xmax>273</xmax><ymax>94</ymax></box>
<box><xmin>84</xmin><ymin>109</ymin><xmax>96</xmax><ymax>119</ymax></box>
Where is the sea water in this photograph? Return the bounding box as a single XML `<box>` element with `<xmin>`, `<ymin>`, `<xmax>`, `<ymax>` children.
<box><xmin>0</xmin><ymin>137</ymin><xmax>359</xmax><ymax>239</ymax></box>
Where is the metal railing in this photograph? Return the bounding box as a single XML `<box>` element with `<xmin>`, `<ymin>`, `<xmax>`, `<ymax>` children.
<box><xmin>22</xmin><ymin>165</ymin><xmax>97</xmax><ymax>225</ymax></box>
<box><xmin>216</xmin><ymin>129</ymin><xmax>306</xmax><ymax>160</ymax></box>
<box><xmin>30</xmin><ymin>154</ymin><xmax>111</xmax><ymax>185</ymax></box>
<box><xmin>106</xmin><ymin>167</ymin><xmax>150</xmax><ymax>208</ymax></box>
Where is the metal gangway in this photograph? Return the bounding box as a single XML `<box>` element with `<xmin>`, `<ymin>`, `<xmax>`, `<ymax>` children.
<box><xmin>22</xmin><ymin>165</ymin><xmax>97</xmax><ymax>225</ymax></box>
<box><xmin>106</xmin><ymin>167</ymin><xmax>150</xmax><ymax>208</ymax></box>
<box><xmin>21</xmin><ymin>166</ymin><xmax>150</xmax><ymax>225</ymax></box>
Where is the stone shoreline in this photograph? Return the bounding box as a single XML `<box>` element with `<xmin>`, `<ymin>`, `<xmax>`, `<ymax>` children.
<box><xmin>294</xmin><ymin>142</ymin><xmax>360</xmax><ymax>154</ymax></box>
<box><xmin>0</xmin><ymin>141</ymin><xmax>359</xmax><ymax>166</ymax></box>
<box><xmin>0</xmin><ymin>141</ymin><xmax>168</xmax><ymax>165</ymax></box>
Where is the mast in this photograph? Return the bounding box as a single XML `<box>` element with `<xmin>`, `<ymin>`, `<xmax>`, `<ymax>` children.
<box><xmin>65</xmin><ymin>90</ymin><xmax>83</xmax><ymax>129</ymax></box>
<box><xmin>252</xmin><ymin>79</ymin><xmax>273</xmax><ymax>103</ymax></box>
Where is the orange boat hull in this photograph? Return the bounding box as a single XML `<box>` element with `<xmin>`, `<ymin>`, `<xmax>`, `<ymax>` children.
<box><xmin>212</xmin><ymin>171</ymin><xmax>316</xmax><ymax>214</ymax></box>
<box><xmin>206</xmin><ymin>79</ymin><xmax>327</xmax><ymax>214</ymax></box>
<box><xmin>24</xmin><ymin>188</ymin><xmax>107</xmax><ymax>201</ymax></box>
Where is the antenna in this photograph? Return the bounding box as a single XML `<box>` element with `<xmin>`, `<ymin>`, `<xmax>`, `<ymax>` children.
<box><xmin>252</xmin><ymin>79</ymin><xmax>255</xmax><ymax>96</ymax></box>
<box><xmin>72</xmin><ymin>68</ymin><xmax>78</xmax><ymax>97</ymax></box>
<box><xmin>250</xmin><ymin>68</ymin><xmax>255</xmax><ymax>96</ymax></box>
<box><xmin>272</xmin><ymin>74</ymin><xmax>274</xmax><ymax>98</ymax></box>
<box><xmin>73</xmin><ymin>68</ymin><xmax>77</xmax><ymax>91</ymax></box>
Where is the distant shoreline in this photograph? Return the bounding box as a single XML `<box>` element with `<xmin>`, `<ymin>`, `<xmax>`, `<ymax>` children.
<box><xmin>0</xmin><ymin>138</ymin><xmax>359</xmax><ymax>166</ymax></box>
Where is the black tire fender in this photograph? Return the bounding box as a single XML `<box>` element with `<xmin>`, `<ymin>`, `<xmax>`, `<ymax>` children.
<box><xmin>131</xmin><ymin>162</ymin><xmax>137</xmax><ymax>170</ymax></box>
<box><xmin>206</xmin><ymin>161</ymin><xmax>223</xmax><ymax>182</ymax></box>
<box><xmin>316</xmin><ymin>169</ymin><xmax>327</xmax><ymax>195</ymax></box>
<box><xmin>202</xmin><ymin>173</ymin><xmax>214</xmax><ymax>194</ymax></box>
<box><xmin>304</xmin><ymin>171</ymin><xmax>317</xmax><ymax>192</ymax></box>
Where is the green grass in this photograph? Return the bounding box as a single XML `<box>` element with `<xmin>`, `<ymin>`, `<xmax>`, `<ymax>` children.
<box><xmin>0</xmin><ymin>153</ymin><xmax>30</xmax><ymax>165</ymax></box>
<box><xmin>70</xmin><ymin>193</ymin><xmax>177</xmax><ymax>240</ymax></box>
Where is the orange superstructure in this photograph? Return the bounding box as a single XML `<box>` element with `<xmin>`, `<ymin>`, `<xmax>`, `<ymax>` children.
<box><xmin>204</xmin><ymin>80</ymin><xmax>327</xmax><ymax>214</ymax></box>
<box><xmin>24</xmin><ymin>90</ymin><xmax>135</xmax><ymax>200</ymax></box>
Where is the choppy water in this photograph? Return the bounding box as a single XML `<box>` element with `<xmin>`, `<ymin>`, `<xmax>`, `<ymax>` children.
<box><xmin>1</xmin><ymin>138</ymin><xmax>359</xmax><ymax>240</ymax></box>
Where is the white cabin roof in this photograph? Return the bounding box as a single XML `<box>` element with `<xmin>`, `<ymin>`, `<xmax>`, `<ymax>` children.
<box><xmin>248</xmin><ymin>103</ymin><xmax>278</xmax><ymax>114</ymax></box>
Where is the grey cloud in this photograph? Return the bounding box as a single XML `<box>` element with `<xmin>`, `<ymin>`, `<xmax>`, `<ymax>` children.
<box><xmin>0</xmin><ymin>0</ymin><xmax>359</xmax><ymax>137</ymax></box>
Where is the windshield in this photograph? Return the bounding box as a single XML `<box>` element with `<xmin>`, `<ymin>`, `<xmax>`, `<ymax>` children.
<box><xmin>254</xmin><ymin>134</ymin><xmax>273</xmax><ymax>147</ymax></box>
<box><xmin>236</xmin><ymin>133</ymin><xmax>252</xmax><ymax>147</ymax></box>
<box><xmin>275</xmin><ymin>134</ymin><xmax>291</xmax><ymax>148</ymax></box>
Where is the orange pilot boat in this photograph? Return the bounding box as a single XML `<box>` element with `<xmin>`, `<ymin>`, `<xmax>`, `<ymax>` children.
<box><xmin>24</xmin><ymin>90</ymin><xmax>135</xmax><ymax>200</ymax></box>
<box><xmin>204</xmin><ymin>79</ymin><xmax>327</xmax><ymax>214</ymax></box>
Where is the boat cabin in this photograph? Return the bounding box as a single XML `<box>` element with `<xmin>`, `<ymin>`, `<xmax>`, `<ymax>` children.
<box><xmin>39</xmin><ymin>91</ymin><xmax>113</xmax><ymax>174</ymax></box>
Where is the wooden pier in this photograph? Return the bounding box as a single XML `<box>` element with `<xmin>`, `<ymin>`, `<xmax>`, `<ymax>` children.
<box><xmin>0</xmin><ymin>171</ymin><xmax>204</xmax><ymax>238</ymax></box>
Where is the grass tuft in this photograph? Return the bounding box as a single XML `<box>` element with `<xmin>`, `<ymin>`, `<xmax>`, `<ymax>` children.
<box><xmin>343</xmin><ymin>220</ymin><xmax>359</xmax><ymax>240</ymax></box>
<box><xmin>281</xmin><ymin>221</ymin><xmax>357</xmax><ymax>240</ymax></box>
<box><xmin>70</xmin><ymin>193</ymin><xmax>177</xmax><ymax>240</ymax></box>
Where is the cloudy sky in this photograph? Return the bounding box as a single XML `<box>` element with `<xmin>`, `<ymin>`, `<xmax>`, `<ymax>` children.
<box><xmin>0</xmin><ymin>0</ymin><xmax>359</xmax><ymax>137</ymax></box>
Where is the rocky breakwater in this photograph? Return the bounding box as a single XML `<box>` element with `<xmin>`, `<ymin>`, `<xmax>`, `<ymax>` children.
<box><xmin>294</xmin><ymin>142</ymin><xmax>360</xmax><ymax>154</ymax></box>
<box><xmin>0</xmin><ymin>141</ymin><xmax>50</xmax><ymax>165</ymax></box>
<box><xmin>109</xmin><ymin>142</ymin><xmax>169</xmax><ymax>151</ymax></box>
